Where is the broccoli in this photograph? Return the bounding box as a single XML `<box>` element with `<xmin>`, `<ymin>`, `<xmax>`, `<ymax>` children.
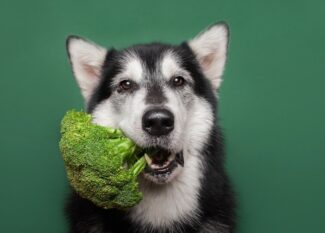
<box><xmin>59</xmin><ymin>110</ymin><xmax>147</xmax><ymax>209</ymax></box>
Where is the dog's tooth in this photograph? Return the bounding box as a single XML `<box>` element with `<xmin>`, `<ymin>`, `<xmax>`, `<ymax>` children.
<box><xmin>162</xmin><ymin>160</ymin><xmax>171</xmax><ymax>168</ymax></box>
<box><xmin>144</xmin><ymin>153</ymin><xmax>152</xmax><ymax>165</ymax></box>
<box><xmin>169</xmin><ymin>153</ymin><xmax>176</xmax><ymax>161</ymax></box>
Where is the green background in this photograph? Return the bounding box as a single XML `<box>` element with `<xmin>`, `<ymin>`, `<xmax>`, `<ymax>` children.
<box><xmin>0</xmin><ymin>0</ymin><xmax>324</xmax><ymax>232</ymax></box>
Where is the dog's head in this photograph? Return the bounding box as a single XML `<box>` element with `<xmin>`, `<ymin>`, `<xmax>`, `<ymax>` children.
<box><xmin>66</xmin><ymin>23</ymin><xmax>229</xmax><ymax>185</ymax></box>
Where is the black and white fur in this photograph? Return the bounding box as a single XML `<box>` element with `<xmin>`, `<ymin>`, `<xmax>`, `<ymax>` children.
<box><xmin>65</xmin><ymin>22</ymin><xmax>235</xmax><ymax>233</ymax></box>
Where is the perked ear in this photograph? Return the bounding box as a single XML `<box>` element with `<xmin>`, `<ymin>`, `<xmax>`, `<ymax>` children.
<box><xmin>66</xmin><ymin>36</ymin><xmax>107</xmax><ymax>102</ymax></box>
<box><xmin>188</xmin><ymin>23</ymin><xmax>229</xmax><ymax>90</ymax></box>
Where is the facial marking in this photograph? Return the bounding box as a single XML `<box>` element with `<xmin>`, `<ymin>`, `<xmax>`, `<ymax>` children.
<box><xmin>160</xmin><ymin>51</ymin><xmax>193</xmax><ymax>86</ymax></box>
<box><xmin>161</xmin><ymin>51</ymin><xmax>181</xmax><ymax>79</ymax></box>
<box><xmin>145</xmin><ymin>82</ymin><xmax>167</xmax><ymax>104</ymax></box>
<box><xmin>112</xmin><ymin>53</ymin><xmax>144</xmax><ymax>85</ymax></box>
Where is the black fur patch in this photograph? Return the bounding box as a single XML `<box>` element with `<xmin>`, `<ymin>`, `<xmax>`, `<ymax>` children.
<box><xmin>145</xmin><ymin>82</ymin><xmax>167</xmax><ymax>104</ymax></box>
<box><xmin>87</xmin><ymin>49</ymin><xmax>121</xmax><ymax>113</ymax></box>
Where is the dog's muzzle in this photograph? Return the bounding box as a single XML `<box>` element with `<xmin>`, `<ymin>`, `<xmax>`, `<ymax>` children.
<box><xmin>142</xmin><ymin>148</ymin><xmax>184</xmax><ymax>184</ymax></box>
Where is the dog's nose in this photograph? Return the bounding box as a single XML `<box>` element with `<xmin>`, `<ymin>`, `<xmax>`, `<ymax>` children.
<box><xmin>142</xmin><ymin>108</ymin><xmax>174</xmax><ymax>136</ymax></box>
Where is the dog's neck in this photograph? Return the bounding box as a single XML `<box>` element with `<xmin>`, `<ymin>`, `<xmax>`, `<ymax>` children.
<box><xmin>128</xmin><ymin>148</ymin><xmax>204</xmax><ymax>230</ymax></box>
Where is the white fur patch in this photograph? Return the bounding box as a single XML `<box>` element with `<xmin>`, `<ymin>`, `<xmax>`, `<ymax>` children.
<box><xmin>118</xmin><ymin>88</ymin><xmax>148</xmax><ymax>143</ymax></box>
<box><xmin>91</xmin><ymin>100</ymin><xmax>120</xmax><ymax>128</ymax></box>
<box><xmin>128</xmin><ymin>97</ymin><xmax>214</xmax><ymax>230</ymax></box>
<box><xmin>160</xmin><ymin>51</ymin><xmax>192</xmax><ymax>84</ymax></box>
<box><xmin>163</xmin><ymin>87</ymin><xmax>188</xmax><ymax>152</ymax></box>
<box><xmin>183</xmin><ymin>98</ymin><xmax>214</xmax><ymax>156</ymax></box>
<box><xmin>112</xmin><ymin>53</ymin><xmax>144</xmax><ymax>86</ymax></box>
<box><xmin>161</xmin><ymin>52</ymin><xmax>181</xmax><ymax>79</ymax></box>
<box><xmin>129</xmin><ymin>155</ymin><xmax>202</xmax><ymax>230</ymax></box>
<box><xmin>188</xmin><ymin>23</ymin><xmax>229</xmax><ymax>90</ymax></box>
<box><xmin>67</xmin><ymin>37</ymin><xmax>107</xmax><ymax>102</ymax></box>
<box><xmin>92</xmin><ymin>87</ymin><xmax>147</xmax><ymax>130</ymax></box>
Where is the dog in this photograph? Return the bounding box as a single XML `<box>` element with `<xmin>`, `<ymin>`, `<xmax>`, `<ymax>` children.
<box><xmin>65</xmin><ymin>22</ymin><xmax>235</xmax><ymax>233</ymax></box>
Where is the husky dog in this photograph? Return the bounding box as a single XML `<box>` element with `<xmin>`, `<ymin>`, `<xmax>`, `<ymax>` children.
<box><xmin>65</xmin><ymin>22</ymin><xmax>235</xmax><ymax>233</ymax></box>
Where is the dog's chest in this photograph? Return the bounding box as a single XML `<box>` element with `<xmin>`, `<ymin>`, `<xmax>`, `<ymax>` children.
<box><xmin>128</xmin><ymin>154</ymin><xmax>203</xmax><ymax>229</ymax></box>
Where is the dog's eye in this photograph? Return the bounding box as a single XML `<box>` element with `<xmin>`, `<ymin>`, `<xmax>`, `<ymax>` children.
<box><xmin>118</xmin><ymin>80</ymin><xmax>134</xmax><ymax>92</ymax></box>
<box><xmin>172</xmin><ymin>76</ymin><xmax>185</xmax><ymax>87</ymax></box>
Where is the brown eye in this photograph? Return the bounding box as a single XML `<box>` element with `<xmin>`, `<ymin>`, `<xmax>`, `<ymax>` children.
<box><xmin>118</xmin><ymin>80</ymin><xmax>133</xmax><ymax>91</ymax></box>
<box><xmin>172</xmin><ymin>76</ymin><xmax>185</xmax><ymax>87</ymax></box>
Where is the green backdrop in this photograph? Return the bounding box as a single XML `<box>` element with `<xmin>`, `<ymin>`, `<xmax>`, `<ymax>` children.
<box><xmin>1</xmin><ymin>0</ymin><xmax>324</xmax><ymax>232</ymax></box>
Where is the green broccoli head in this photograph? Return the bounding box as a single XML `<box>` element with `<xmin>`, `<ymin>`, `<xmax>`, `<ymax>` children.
<box><xmin>59</xmin><ymin>110</ymin><xmax>146</xmax><ymax>209</ymax></box>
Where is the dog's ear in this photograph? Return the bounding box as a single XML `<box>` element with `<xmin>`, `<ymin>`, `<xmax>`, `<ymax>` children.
<box><xmin>188</xmin><ymin>23</ymin><xmax>229</xmax><ymax>90</ymax></box>
<box><xmin>66</xmin><ymin>36</ymin><xmax>107</xmax><ymax>102</ymax></box>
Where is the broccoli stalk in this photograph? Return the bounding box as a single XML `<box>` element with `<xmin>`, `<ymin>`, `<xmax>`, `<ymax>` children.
<box><xmin>59</xmin><ymin>110</ymin><xmax>147</xmax><ymax>209</ymax></box>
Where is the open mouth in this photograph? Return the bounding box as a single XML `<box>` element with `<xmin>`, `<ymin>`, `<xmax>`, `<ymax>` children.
<box><xmin>142</xmin><ymin>148</ymin><xmax>184</xmax><ymax>183</ymax></box>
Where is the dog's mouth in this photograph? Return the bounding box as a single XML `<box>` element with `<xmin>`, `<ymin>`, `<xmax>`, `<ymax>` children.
<box><xmin>142</xmin><ymin>148</ymin><xmax>184</xmax><ymax>184</ymax></box>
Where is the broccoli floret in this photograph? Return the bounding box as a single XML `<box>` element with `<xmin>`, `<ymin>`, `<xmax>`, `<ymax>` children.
<box><xmin>59</xmin><ymin>110</ymin><xmax>146</xmax><ymax>209</ymax></box>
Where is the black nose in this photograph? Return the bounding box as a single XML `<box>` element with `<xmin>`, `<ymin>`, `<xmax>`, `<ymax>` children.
<box><xmin>142</xmin><ymin>108</ymin><xmax>174</xmax><ymax>136</ymax></box>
